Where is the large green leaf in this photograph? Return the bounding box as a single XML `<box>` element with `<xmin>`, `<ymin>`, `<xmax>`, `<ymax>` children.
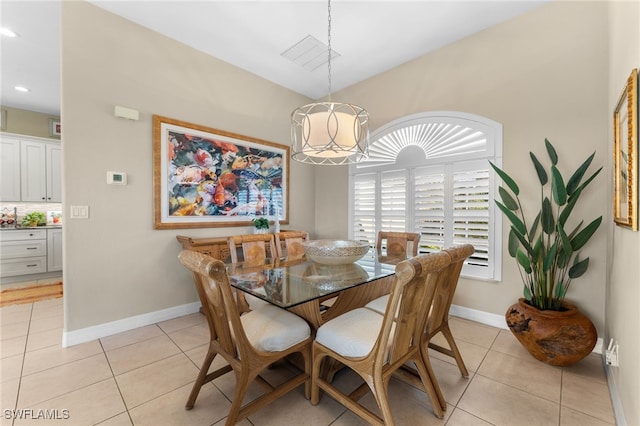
<box><xmin>557</xmin><ymin>249</ymin><xmax>569</xmax><ymax>269</ymax></box>
<box><xmin>529</xmin><ymin>211</ymin><xmax>541</xmax><ymax>240</ymax></box>
<box><xmin>495</xmin><ymin>201</ymin><xmax>527</xmax><ymax>235</ymax></box>
<box><xmin>557</xmin><ymin>221</ymin><xmax>573</xmax><ymax>259</ymax></box>
<box><xmin>490</xmin><ymin>162</ymin><xmax>519</xmax><ymax>196</ymax></box>
<box><xmin>551</xmin><ymin>165</ymin><xmax>567</xmax><ymax>206</ymax></box>
<box><xmin>516</xmin><ymin>249</ymin><xmax>532</xmax><ymax>273</ymax></box>
<box><xmin>529</xmin><ymin>152</ymin><xmax>548</xmax><ymax>185</ymax></box>
<box><xmin>568</xmin><ymin>167</ymin><xmax>602</xmax><ymax>201</ymax></box>
<box><xmin>558</xmin><ymin>193</ymin><xmax>578</xmax><ymax>226</ymax></box>
<box><xmin>508</xmin><ymin>229</ymin><xmax>519</xmax><ymax>257</ymax></box>
<box><xmin>532</xmin><ymin>234</ymin><xmax>543</xmax><ymax>260</ymax></box>
<box><xmin>566</xmin><ymin>152</ymin><xmax>595</xmax><ymax>196</ymax></box>
<box><xmin>498</xmin><ymin>186</ymin><xmax>519</xmax><ymax>210</ymax></box>
<box><xmin>523</xmin><ymin>285</ymin><xmax>532</xmax><ymax>300</ymax></box>
<box><xmin>541</xmin><ymin>197</ymin><xmax>555</xmax><ymax>234</ymax></box>
<box><xmin>571</xmin><ymin>217</ymin><xmax>603</xmax><ymax>250</ymax></box>
<box><xmin>545</xmin><ymin>138</ymin><xmax>558</xmax><ymax>165</ymax></box>
<box><xmin>569</xmin><ymin>257</ymin><xmax>590</xmax><ymax>278</ymax></box>
<box><xmin>543</xmin><ymin>243</ymin><xmax>557</xmax><ymax>272</ymax></box>
<box><xmin>512</xmin><ymin>226</ymin><xmax>534</xmax><ymax>256</ymax></box>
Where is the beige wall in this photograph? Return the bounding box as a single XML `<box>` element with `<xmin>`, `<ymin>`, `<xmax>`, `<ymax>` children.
<box><xmin>0</xmin><ymin>106</ymin><xmax>60</xmax><ymax>140</ymax></box>
<box><xmin>607</xmin><ymin>0</ymin><xmax>640</xmax><ymax>424</ymax></box>
<box><xmin>318</xmin><ymin>0</ymin><xmax>609</xmax><ymax>332</ymax></box>
<box><xmin>61</xmin><ymin>2</ymin><xmax>315</xmax><ymax>330</ymax></box>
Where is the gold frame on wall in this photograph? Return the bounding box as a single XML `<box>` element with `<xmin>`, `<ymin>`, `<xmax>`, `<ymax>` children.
<box><xmin>613</xmin><ymin>68</ymin><xmax>638</xmax><ymax>231</ymax></box>
<box><xmin>152</xmin><ymin>115</ymin><xmax>289</xmax><ymax>229</ymax></box>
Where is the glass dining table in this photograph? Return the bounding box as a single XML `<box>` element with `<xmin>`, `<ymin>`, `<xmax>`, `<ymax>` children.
<box><xmin>226</xmin><ymin>250</ymin><xmax>404</xmax><ymax>329</ymax></box>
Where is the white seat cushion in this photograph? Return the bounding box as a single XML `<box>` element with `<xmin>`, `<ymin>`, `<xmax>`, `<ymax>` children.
<box><xmin>241</xmin><ymin>305</ymin><xmax>310</xmax><ymax>352</ymax></box>
<box><xmin>245</xmin><ymin>291</ymin><xmax>270</xmax><ymax>310</ymax></box>
<box><xmin>364</xmin><ymin>295</ymin><xmax>389</xmax><ymax>315</ymax></box>
<box><xmin>316</xmin><ymin>308</ymin><xmax>394</xmax><ymax>358</ymax></box>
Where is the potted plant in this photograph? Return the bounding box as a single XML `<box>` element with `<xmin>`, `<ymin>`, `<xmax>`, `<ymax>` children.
<box><xmin>21</xmin><ymin>211</ymin><xmax>47</xmax><ymax>227</ymax></box>
<box><xmin>490</xmin><ymin>138</ymin><xmax>602</xmax><ymax>366</ymax></box>
<box><xmin>252</xmin><ymin>217</ymin><xmax>270</xmax><ymax>234</ymax></box>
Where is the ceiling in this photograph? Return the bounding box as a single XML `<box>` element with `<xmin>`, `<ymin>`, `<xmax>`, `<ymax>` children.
<box><xmin>1</xmin><ymin>1</ymin><xmax>546</xmax><ymax>117</ymax></box>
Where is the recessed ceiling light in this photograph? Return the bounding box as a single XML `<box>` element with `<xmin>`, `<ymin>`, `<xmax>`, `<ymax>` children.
<box><xmin>15</xmin><ymin>86</ymin><xmax>30</xmax><ymax>92</ymax></box>
<box><xmin>0</xmin><ymin>28</ymin><xmax>18</xmax><ymax>38</ymax></box>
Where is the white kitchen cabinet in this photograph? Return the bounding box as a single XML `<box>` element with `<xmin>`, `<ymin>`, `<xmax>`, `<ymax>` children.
<box><xmin>0</xmin><ymin>137</ymin><xmax>21</xmax><ymax>201</ymax></box>
<box><xmin>0</xmin><ymin>229</ymin><xmax>48</xmax><ymax>277</ymax></box>
<box><xmin>47</xmin><ymin>228</ymin><xmax>63</xmax><ymax>271</ymax></box>
<box><xmin>0</xmin><ymin>133</ymin><xmax>61</xmax><ymax>202</ymax></box>
<box><xmin>21</xmin><ymin>140</ymin><xmax>62</xmax><ymax>202</ymax></box>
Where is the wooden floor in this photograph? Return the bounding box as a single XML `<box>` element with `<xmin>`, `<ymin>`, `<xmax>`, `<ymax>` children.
<box><xmin>0</xmin><ymin>282</ymin><xmax>62</xmax><ymax>307</ymax></box>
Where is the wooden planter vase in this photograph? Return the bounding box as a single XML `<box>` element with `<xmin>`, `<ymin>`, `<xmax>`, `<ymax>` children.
<box><xmin>505</xmin><ymin>298</ymin><xmax>597</xmax><ymax>367</ymax></box>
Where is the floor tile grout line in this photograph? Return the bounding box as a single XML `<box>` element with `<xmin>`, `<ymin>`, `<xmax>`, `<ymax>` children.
<box><xmin>98</xmin><ymin>336</ymin><xmax>135</xmax><ymax>426</ymax></box>
<box><xmin>9</xmin><ymin>302</ymin><xmax>35</xmax><ymax>426</ymax></box>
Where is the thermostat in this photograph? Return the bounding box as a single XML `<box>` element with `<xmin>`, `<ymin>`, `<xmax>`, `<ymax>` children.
<box><xmin>107</xmin><ymin>171</ymin><xmax>127</xmax><ymax>185</ymax></box>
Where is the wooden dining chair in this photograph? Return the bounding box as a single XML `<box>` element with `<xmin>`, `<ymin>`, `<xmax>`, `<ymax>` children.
<box><xmin>400</xmin><ymin>244</ymin><xmax>475</xmax><ymax>415</ymax></box>
<box><xmin>227</xmin><ymin>233</ymin><xmax>277</xmax><ymax>264</ymax></box>
<box><xmin>376</xmin><ymin>231</ymin><xmax>421</xmax><ymax>258</ymax></box>
<box><xmin>228</xmin><ymin>234</ymin><xmax>278</xmax><ymax>311</ymax></box>
<box><xmin>274</xmin><ymin>231</ymin><xmax>309</xmax><ymax>259</ymax></box>
<box><xmin>178</xmin><ymin>250</ymin><xmax>312</xmax><ymax>425</ymax></box>
<box><xmin>422</xmin><ymin>244</ymin><xmax>475</xmax><ymax>380</ymax></box>
<box><xmin>311</xmin><ymin>251</ymin><xmax>452</xmax><ymax>424</ymax></box>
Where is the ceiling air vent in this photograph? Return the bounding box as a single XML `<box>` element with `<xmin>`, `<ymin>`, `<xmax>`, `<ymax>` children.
<box><xmin>281</xmin><ymin>35</ymin><xmax>340</xmax><ymax>71</ymax></box>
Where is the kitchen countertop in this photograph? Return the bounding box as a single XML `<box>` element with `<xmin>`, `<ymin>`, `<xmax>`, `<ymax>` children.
<box><xmin>0</xmin><ymin>225</ymin><xmax>62</xmax><ymax>231</ymax></box>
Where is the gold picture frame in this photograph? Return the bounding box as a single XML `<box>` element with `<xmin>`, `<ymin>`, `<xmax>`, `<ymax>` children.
<box><xmin>152</xmin><ymin>115</ymin><xmax>289</xmax><ymax>229</ymax></box>
<box><xmin>613</xmin><ymin>68</ymin><xmax>638</xmax><ymax>230</ymax></box>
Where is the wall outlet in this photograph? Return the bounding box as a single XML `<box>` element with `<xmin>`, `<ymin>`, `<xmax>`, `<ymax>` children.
<box><xmin>605</xmin><ymin>339</ymin><xmax>619</xmax><ymax>367</ymax></box>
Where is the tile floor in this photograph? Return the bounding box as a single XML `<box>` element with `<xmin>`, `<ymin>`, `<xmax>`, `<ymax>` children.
<box><xmin>1</xmin><ymin>297</ymin><xmax>616</xmax><ymax>426</ymax></box>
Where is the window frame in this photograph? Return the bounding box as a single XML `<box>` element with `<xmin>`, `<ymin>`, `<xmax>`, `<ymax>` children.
<box><xmin>348</xmin><ymin>111</ymin><xmax>503</xmax><ymax>281</ymax></box>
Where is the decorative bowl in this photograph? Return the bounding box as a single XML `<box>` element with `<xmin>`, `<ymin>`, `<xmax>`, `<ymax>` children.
<box><xmin>301</xmin><ymin>240</ymin><xmax>370</xmax><ymax>265</ymax></box>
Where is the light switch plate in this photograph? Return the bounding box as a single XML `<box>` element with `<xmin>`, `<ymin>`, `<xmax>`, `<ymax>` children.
<box><xmin>70</xmin><ymin>205</ymin><xmax>89</xmax><ymax>219</ymax></box>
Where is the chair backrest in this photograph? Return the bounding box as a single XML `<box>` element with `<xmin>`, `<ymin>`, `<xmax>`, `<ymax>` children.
<box><xmin>228</xmin><ymin>234</ymin><xmax>277</xmax><ymax>264</ymax></box>
<box><xmin>376</xmin><ymin>231</ymin><xmax>421</xmax><ymax>258</ymax></box>
<box><xmin>377</xmin><ymin>251</ymin><xmax>451</xmax><ymax>365</ymax></box>
<box><xmin>426</xmin><ymin>244</ymin><xmax>475</xmax><ymax>335</ymax></box>
<box><xmin>274</xmin><ymin>231</ymin><xmax>309</xmax><ymax>259</ymax></box>
<box><xmin>178</xmin><ymin>250</ymin><xmax>249</xmax><ymax>360</ymax></box>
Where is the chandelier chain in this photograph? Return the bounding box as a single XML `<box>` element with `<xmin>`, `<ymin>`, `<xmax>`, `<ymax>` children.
<box><xmin>327</xmin><ymin>0</ymin><xmax>332</xmax><ymax>101</ymax></box>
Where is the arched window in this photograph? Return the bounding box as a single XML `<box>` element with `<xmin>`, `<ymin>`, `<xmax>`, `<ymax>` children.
<box><xmin>349</xmin><ymin>111</ymin><xmax>502</xmax><ymax>280</ymax></box>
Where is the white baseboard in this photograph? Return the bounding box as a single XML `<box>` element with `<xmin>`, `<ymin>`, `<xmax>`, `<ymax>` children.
<box><xmin>449</xmin><ymin>303</ymin><xmax>604</xmax><ymax>355</ymax></box>
<box><xmin>604</xmin><ymin>362</ymin><xmax>627</xmax><ymax>425</ymax></box>
<box><xmin>449</xmin><ymin>303</ymin><xmax>509</xmax><ymax>330</ymax></box>
<box><xmin>62</xmin><ymin>302</ymin><xmax>201</xmax><ymax>347</ymax></box>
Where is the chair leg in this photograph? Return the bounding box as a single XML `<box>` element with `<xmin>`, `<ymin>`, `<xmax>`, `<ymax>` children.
<box><xmin>303</xmin><ymin>349</ymin><xmax>312</xmax><ymax>399</ymax></box>
<box><xmin>310</xmin><ymin>350</ymin><xmax>325</xmax><ymax>405</ymax></box>
<box><xmin>226</xmin><ymin>370</ymin><xmax>252</xmax><ymax>426</ymax></box>
<box><xmin>441</xmin><ymin>323</ymin><xmax>469</xmax><ymax>378</ymax></box>
<box><xmin>413</xmin><ymin>354</ymin><xmax>446</xmax><ymax>418</ymax></box>
<box><xmin>371</xmin><ymin>376</ymin><xmax>395</xmax><ymax>426</ymax></box>
<box><xmin>186</xmin><ymin>347</ymin><xmax>217</xmax><ymax>409</ymax></box>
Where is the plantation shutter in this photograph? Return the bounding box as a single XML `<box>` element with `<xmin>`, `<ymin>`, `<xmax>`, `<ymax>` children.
<box><xmin>380</xmin><ymin>170</ymin><xmax>407</xmax><ymax>232</ymax></box>
<box><xmin>414</xmin><ymin>166</ymin><xmax>445</xmax><ymax>253</ymax></box>
<box><xmin>353</xmin><ymin>173</ymin><xmax>377</xmax><ymax>245</ymax></box>
<box><xmin>452</xmin><ymin>162</ymin><xmax>492</xmax><ymax>277</ymax></box>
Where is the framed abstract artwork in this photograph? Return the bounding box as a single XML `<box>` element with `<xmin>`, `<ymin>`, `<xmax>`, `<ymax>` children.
<box><xmin>613</xmin><ymin>68</ymin><xmax>638</xmax><ymax>231</ymax></box>
<box><xmin>49</xmin><ymin>118</ymin><xmax>61</xmax><ymax>136</ymax></box>
<box><xmin>153</xmin><ymin>115</ymin><xmax>289</xmax><ymax>229</ymax></box>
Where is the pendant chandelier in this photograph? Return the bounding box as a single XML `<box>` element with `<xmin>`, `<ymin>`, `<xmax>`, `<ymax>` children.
<box><xmin>290</xmin><ymin>0</ymin><xmax>369</xmax><ymax>165</ymax></box>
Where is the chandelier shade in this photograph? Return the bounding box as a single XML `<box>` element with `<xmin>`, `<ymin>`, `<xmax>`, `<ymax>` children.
<box><xmin>291</xmin><ymin>101</ymin><xmax>369</xmax><ymax>165</ymax></box>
